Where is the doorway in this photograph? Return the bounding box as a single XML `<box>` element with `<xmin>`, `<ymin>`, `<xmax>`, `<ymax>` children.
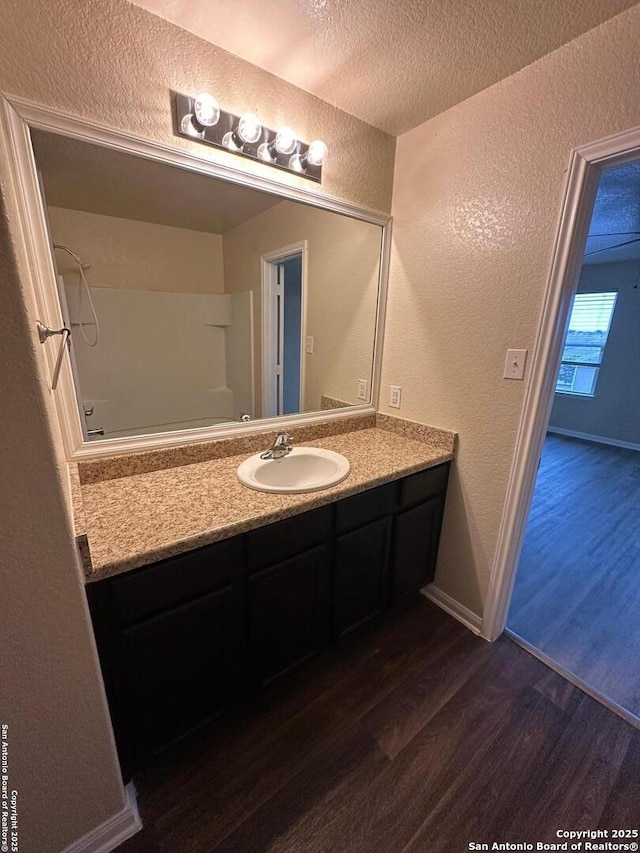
<box><xmin>507</xmin><ymin>213</ymin><xmax>640</xmax><ymax>716</ymax></box>
<box><xmin>261</xmin><ymin>242</ymin><xmax>307</xmax><ymax>418</ymax></box>
<box><xmin>483</xmin><ymin>126</ymin><xmax>640</xmax><ymax>726</ymax></box>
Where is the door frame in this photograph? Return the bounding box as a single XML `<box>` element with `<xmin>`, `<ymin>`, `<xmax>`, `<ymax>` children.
<box><xmin>261</xmin><ymin>241</ymin><xmax>308</xmax><ymax>418</ymax></box>
<box><xmin>482</xmin><ymin>123</ymin><xmax>640</xmax><ymax>642</ymax></box>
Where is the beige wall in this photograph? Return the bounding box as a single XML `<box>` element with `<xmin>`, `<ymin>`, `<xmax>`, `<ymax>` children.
<box><xmin>0</xmin><ymin>197</ymin><xmax>126</xmax><ymax>851</ymax></box>
<box><xmin>0</xmin><ymin>1</ymin><xmax>394</xmax><ymax>213</ymax></box>
<box><xmin>0</xmin><ymin>0</ymin><xmax>394</xmax><ymax>849</ymax></box>
<box><xmin>48</xmin><ymin>207</ymin><xmax>225</xmax><ymax>293</ymax></box>
<box><xmin>223</xmin><ymin>200</ymin><xmax>381</xmax><ymax>415</ymax></box>
<box><xmin>383</xmin><ymin>5</ymin><xmax>640</xmax><ymax>617</ymax></box>
<box><xmin>549</xmin><ymin>261</ymin><xmax>640</xmax><ymax>445</ymax></box>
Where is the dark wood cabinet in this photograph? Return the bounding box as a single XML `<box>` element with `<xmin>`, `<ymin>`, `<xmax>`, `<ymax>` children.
<box><xmin>245</xmin><ymin>506</ymin><xmax>331</xmax><ymax>573</ymax></box>
<box><xmin>393</xmin><ymin>495</ymin><xmax>445</xmax><ymax>602</ymax></box>
<box><xmin>248</xmin><ymin>546</ymin><xmax>330</xmax><ymax>686</ymax></box>
<box><xmin>333</xmin><ymin>517</ymin><xmax>392</xmax><ymax>639</ymax></box>
<box><xmin>117</xmin><ymin>583</ymin><xmax>244</xmax><ymax>769</ymax></box>
<box><xmin>87</xmin><ymin>462</ymin><xmax>450</xmax><ymax>776</ymax></box>
<box><xmin>86</xmin><ymin>536</ymin><xmax>246</xmax><ymax>777</ymax></box>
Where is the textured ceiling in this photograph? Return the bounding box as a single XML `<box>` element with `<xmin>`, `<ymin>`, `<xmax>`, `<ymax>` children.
<box><xmin>128</xmin><ymin>0</ymin><xmax>637</xmax><ymax>135</ymax></box>
<box><xmin>584</xmin><ymin>160</ymin><xmax>640</xmax><ymax>265</ymax></box>
<box><xmin>31</xmin><ymin>130</ymin><xmax>281</xmax><ymax>234</ymax></box>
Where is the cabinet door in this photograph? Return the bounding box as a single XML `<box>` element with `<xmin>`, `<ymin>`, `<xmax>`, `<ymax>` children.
<box><xmin>116</xmin><ymin>583</ymin><xmax>245</xmax><ymax>770</ymax></box>
<box><xmin>248</xmin><ymin>546</ymin><xmax>330</xmax><ymax>687</ymax></box>
<box><xmin>393</xmin><ymin>495</ymin><xmax>445</xmax><ymax>602</ymax></box>
<box><xmin>333</xmin><ymin>517</ymin><xmax>392</xmax><ymax>639</ymax></box>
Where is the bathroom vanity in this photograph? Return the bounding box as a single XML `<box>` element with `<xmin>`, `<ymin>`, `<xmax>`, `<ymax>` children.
<box><xmin>78</xmin><ymin>419</ymin><xmax>454</xmax><ymax>777</ymax></box>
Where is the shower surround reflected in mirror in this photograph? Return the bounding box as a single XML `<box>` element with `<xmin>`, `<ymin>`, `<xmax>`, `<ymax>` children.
<box><xmin>30</xmin><ymin>130</ymin><xmax>384</xmax><ymax>442</ymax></box>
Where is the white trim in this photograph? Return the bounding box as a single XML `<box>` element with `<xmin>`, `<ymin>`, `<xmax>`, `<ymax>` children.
<box><xmin>299</xmin><ymin>248</ymin><xmax>308</xmax><ymax>412</ymax></box>
<box><xmin>547</xmin><ymin>426</ymin><xmax>640</xmax><ymax>452</ymax></box>
<box><xmin>247</xmin><ymin>290</ymin><xmax>256</xmax><ymax>417</ymax></box>
<box><xmin>6</xmin><ymin>94</ymin><xmax>391</xmax><ymax>225</ymax></box>
<box><xmin>505</xmin><ymin>629</ymin><xmax>640</xmax><ymax>730</ymax></box>
<box><xmin>371</xmin><ymin>220</ymin><xmax>391</xmax><ymax>411</ymax></box>
<box><xmin>278</xmin><ymin>268</ymin><xmax>285</xmax><ymax>416</ymax></box>
<box><xmin>260</xmin><ymin>241</ymin><xmax>308</xmax><ymax>418</ymax></box>
<box><xmin>261</xmin><ymin>256</ymin><xmax>279</xmax><ymax>418</ymax></box>
<box><xmin>72</xmin><ymin>405</ymin><xmax>374</xmax><ymax>459</ymax></box>
<box><xmin>482</xmin><ymin>123</ymin><xmax>640</xmax><ymax>643</ymax></box>
<box><xmin>422</xmin><ymin>584</ymin><xmax>483</xmax><ymax>636</ymax></box>
<box><xmin>61</xmin><ymin>782</ymin><xmax>142</xmax><ymax>853</ymax></box>
<box><xmin>0</xmin><ymin>95</ymin><xmax>86</xmax><ymax>450</ymax></box>
<box><xmin>0</xmin><ymin>93</ymin><xmax>391</xmax><ymax>460</ymax></box>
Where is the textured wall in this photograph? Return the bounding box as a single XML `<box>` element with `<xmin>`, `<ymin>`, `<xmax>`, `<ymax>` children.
<box><xmin>0</xmin><ymin>0</ymin><xmax>395</xmax><ymax>849</ymax></box>
<box><xmin>383</xmin><ymin>5</ymin><xmax>640</xmax><ymax>617</ymax></box>
<box><xmin>130</xmin><ymin>0</ymin><xmax>638</xmax><ymax>136</ymax></box>
<box><xmin>48</xmin><ymin>207</ymin><xmax>225</xmax><ymax>294</ymax></box>
<box><xmin>223</xmin><ymin>200</ymin><xmax>381</xmax><ymax>414</ymax></box>
<box><xmin>0</xmin><ymin>0</ymin><xmax>394</xmax><ymax>213</ymax></box>
<box><xmin>549</xmin><ymin>261</ymin><xmax>640</xmax><ymax>445</ymax></box>
<box><xmin>0</xmin><ymin>194</ymin><xmax>126</xmax><ymax>850</ymax></box>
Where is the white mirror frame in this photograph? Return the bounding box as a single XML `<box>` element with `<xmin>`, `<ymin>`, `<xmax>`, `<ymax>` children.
<box><xmin>0</xmin><ymin>94</ymin><xmax>391</xmax><ymax>460</ymax></box>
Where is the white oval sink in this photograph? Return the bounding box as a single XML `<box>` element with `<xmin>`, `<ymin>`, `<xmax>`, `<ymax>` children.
<box><xmin>237</xmin><ymin>447</ymin><xmax>350</xmax><ymax>494</ymax></box>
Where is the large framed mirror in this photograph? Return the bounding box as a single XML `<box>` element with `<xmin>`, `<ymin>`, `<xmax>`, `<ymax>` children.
<box><xmin>0</xmin><ymin>96</ymin><xmax>390</xmax><ymax>459</ymax></box>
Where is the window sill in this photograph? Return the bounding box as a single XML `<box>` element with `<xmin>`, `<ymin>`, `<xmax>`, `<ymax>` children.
<box><xmin>554</xmin><ymin>390</ymin><xmax>596</xmax><ymax>398</ymax></box>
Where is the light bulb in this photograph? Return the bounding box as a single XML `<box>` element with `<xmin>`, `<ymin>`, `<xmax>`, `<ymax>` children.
<box><xmin>274</xmin><ymin>126</ymin><xmax>297</xmax><ymax>155</ymax></box>
<box><xmin>288</xmin><ymin>153</ymin><xmax>304</xmax><ymax>173</ymax></box>
<box><xmin>237</xmin><ymin>113</ymin><xmax>262</xmax><ymax>144</ymax></box>
<box><xmin>222</xmin><ymin>131</ymin><xmax>242</xmax><ymax>152</ymax></box>
<box><xmin>257</xmin><ymin>142</ymin><xmax>273</xmax><ymax>162</ymax></box>
<box><xmin>258</xmin><ymin>126</ymin><xmax>298</xmax><ymax>162</ymax></box>
<box><xmin>306</xmin><ymin>139</ymin><xmax>328</xmax><ymax>167</ymax></box>
<box><xmin>180</xmin><ymin>114</ymin><xmax>203</xmax><ymax>138</ymax></box>
<box><xmin>193</xmin><ymin>92</ymin><xmax>220</xmax><ymax>128</ymax></box>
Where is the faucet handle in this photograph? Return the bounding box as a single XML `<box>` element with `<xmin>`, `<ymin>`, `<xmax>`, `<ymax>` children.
<box><xmin>274</xmin><ymin>431</ymin><xmax>293</xmax><ymax>446</ymax></box>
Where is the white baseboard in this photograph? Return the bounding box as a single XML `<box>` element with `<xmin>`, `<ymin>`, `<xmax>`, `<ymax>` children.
<box><xmin>422</xmin><ymin>584</ymin><xmax>483</xmax><ymax>636</ymax></box>
<box><xmin>62</xmin><ymin>782</ymin><xmax>142</xmax><ymax>853</ymax></box>
<box><xmin>547</xmin><ymin>426</ymin><xmax>640</xmax><ymax>452</ymax></box>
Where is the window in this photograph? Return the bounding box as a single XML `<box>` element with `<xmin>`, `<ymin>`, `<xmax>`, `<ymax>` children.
<box><xmin>555</xmin><ymin>291</ymin><xmax>617</xmax><ymax>396</ymax></box>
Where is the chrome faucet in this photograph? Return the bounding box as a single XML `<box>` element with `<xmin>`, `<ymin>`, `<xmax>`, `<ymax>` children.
<box><xmin>260</xmin><ymin>432</ymin><xmax>293</xmax><ymax>460</ymax></box>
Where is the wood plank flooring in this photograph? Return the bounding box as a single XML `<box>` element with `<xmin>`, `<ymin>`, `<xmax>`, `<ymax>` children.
<box><xmin>119</xmin><ymin>598</ymin><xmax>640</xmax><ymax>853</ymax></box>
<box><xmin>508</xmin><ymin>434</ymin><xmax>640</xmax><ymax>717</ymax></box>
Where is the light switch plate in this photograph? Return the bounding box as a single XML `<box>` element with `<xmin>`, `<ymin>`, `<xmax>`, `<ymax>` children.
<box><xmin>389</xmin><ymin>385</ymin><xmax>402</xmax><ymax>408</ymax></box>
<box><xmin>357</xmin><ymin>379</ymin><xmax>368</xmax><ymax>400</ymax></box>
<box><xmin>305</xmin><ymin>336</ymin><xmax>314</xmax><ymax>354</ymax></box>
<box><xmin>504</xmin><ymin>349</ymin><xmax>527</xmax><ymax>380</ymax></box>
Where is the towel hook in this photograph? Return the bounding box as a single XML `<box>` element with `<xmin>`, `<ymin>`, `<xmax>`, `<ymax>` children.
<box><xmin>36</xmin><ymin>321</ymin><xmax>71</xmax><ymax>390</ymax></box>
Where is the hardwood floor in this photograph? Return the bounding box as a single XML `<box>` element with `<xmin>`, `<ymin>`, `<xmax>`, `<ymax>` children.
<box><xmin>508</xmin><ymin>434</ymin><xmax>640</xmax><ymax>718</ymax></box>
<box><xmin>119</xmin><ymin>598</ymin><xmax>639</xmax><ymax>853</ymax></box>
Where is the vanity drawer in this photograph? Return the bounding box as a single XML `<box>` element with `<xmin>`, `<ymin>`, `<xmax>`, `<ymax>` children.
<box><xmin>246</xmin><ymin>506</ymin><xmax>332</xmax><ymax>573</ymax></box>
<box><xmin>107</xmin><ymin>537</ymin><xmax>242</xmax><ymax>625</ymax></box>
<box><xmin>399</xmin><ymin>463</ymin><xmax>450</xmax><ymax>510</ymax></box>
<box><xmin>335</xmin><ymin>482</ymin><xmax>395</xmax><ymax>533</ymax></box>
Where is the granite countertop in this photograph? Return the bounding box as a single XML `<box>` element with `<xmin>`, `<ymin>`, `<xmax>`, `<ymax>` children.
<box><xmin>72</xmin><ymin>415</ymin><xmax>455</xmax><ymax>581</ymax></box>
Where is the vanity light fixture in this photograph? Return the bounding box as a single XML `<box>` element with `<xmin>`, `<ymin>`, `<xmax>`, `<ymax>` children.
<box><xmin>173</xmin><ymin>91</ymin><xmax>327</xmax><ymax>182</ymax></box>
